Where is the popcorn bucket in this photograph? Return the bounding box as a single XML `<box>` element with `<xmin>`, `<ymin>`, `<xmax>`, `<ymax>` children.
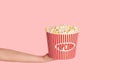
<box><xmin>46</xmin><ymin>25</ymin><xmax>79</xmax><ymax>60</ymax></box>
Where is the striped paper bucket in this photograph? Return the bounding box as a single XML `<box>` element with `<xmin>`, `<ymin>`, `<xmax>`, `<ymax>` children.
<box><xmin>46</xmin><ymin>32</ymin><xmax>79</xmax><ymax>60</ymax></box>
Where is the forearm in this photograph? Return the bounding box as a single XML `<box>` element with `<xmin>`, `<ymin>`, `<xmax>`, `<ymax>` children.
<box><xmin>0</xmin><ymin>48</ymin><xmax>44</xmax><ymax>63</ymax></box>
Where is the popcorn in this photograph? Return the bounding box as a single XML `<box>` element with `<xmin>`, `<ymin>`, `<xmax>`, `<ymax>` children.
<box><xmin>46</xmin><ymin>25</ymin><xmax>79</xmax><ymax>34</ymax></box>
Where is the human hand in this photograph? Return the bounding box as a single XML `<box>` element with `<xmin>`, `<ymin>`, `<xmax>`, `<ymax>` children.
<box><xmin>40</xmin><ymin>54</ymin><xmax>55</xmax><ymax>63</ymax></box>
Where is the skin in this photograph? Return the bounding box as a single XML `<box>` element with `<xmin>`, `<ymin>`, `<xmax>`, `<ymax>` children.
<box><xmin>0</xmin><ymin>48</ymin><xmax>54</xmax><ymax>63</ymax></box>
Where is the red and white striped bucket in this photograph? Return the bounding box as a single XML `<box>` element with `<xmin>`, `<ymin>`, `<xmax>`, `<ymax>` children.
<box><xmin>46</xmin><ymin>32</ymin><xmax>79</xmax><ymax>60</ymax></box>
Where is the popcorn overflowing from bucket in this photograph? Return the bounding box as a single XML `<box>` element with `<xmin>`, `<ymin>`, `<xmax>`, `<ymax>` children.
<box><xmin>46</xmin><ymin>25</ymin><xmax>79</xmax><ymax>34</ymax></box>
<box><xmin>46</xmin><ymin>25</ymin><xmax>80</xmax><ymax>60</ymax></box>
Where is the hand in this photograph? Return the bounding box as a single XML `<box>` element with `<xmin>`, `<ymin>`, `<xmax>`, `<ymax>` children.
<box><xmin>40</xmin><ymin>54</ymin><xmax>55</xmax><ymax>63</ymax></box>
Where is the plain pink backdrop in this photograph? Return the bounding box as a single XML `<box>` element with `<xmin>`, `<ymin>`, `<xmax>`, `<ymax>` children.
<box><xmin>0</xmin><ymin>0</ymin><xmax>120</xmax><ymax>80</ymax></box>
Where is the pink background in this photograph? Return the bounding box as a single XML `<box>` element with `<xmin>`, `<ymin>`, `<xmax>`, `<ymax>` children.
<box><xmin>0</xmin><ymin>0</ymin><xmax>120</xmax><ymax>80</ymax></box>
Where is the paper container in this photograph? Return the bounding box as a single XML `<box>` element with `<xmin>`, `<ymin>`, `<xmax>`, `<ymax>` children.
<box><xmin>46</xmin><ymin>27</ymin><xmax>79</xmax><ymax>60</ymax></box>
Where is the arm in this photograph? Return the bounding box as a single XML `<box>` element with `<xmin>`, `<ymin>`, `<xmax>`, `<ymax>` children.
<box><xmin>0</xmin><ymin>48</ymin><xmax>53</xmax><ymax>63</ymax></box>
